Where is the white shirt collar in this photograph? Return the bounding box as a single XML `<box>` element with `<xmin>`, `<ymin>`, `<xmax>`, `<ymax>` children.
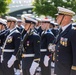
<box><xmin>62</xmin><ymin>23</ymin><xmax>71</xmax><ymax>31</ymax></box>
<box><xmin>35</xmin><ymin>26</ymin><xmax>40</xmax><ymax>29</ymax></box>
<box><xmin>10</xmin><ymin>27</ymin><xmax>16</xmax><ymax>32</ymax></box>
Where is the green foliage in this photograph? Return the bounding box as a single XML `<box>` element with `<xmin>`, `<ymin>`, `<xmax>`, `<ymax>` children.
<box><xmin>33</xmin><ymin>0</ymin><xmax>76</xmax><ymax>17</ymax></box>
<box><xmin>0</xmin><ymin>0</ymin><xmax>11</xmax><ymax>16</ymax></box>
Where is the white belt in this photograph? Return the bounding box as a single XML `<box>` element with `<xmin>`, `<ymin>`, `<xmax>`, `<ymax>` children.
<box><xmin>22</xmin><ymin>54</ymin><xmax>35</xmax><ymax>57</ymax></box>
<box><xmin>3</xmin><ymin>49</ymin><xmax>14</xmax><ymax>52</ymax></box>
<box><xmin>40</xmin><ymin>49</ymin><xmax>47</xmax><ymax>52</ymax></box>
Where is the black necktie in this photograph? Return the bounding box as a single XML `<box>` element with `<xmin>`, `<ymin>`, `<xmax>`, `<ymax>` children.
<box><xmin>55</xmin><ymin>28</ymin><xmax>62</xmax><ymax>42</ymax></box>
<box><xmin>59</xmin><ymin>28</ymin><xmax>62</xmax><ymax>34</ymax></box>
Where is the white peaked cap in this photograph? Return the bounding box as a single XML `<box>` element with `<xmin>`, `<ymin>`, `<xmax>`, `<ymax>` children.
<box><xmin>5</xmin><ymin>16</ymin><xmax>17</xmax><ymax>21</ymax></box>
<box><xmin>0</xmin><ymin>18</ymin><xmax>7</xmax><ymax>25</ymax></box>
<box><xmin>41</xmin><ymin>18</ymin><xmax>51</xmax><ymax>22</ymax></box>
<box><xmin>24</xmin><ymin>16</ymin><xmax>38</xmax><ymax>24</ymax></box>
<box><xmin>57</xmin><ymin>7</ymin><xmax>75</xmax><ymax>16</ymax></box>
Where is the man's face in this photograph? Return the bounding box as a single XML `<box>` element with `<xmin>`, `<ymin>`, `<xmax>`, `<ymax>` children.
<box><xmin>30</xmin><ymin>23</ymin><xmax>34</xmax><ymax>29</ymax></box>
<box><xmin>56</xmin><ymin>14</ymin><xmax>72</xmax><ymax>26</ymax></box>
<box><xmin>50</xmin><ymin>24</ymin><xmax>54</xmax><ymax>28</ymax></box>
<box><xmin>41</xmin><ymin>22</ymin><xmax>47</xmax><ymax>30</ymax></box>
<box><xmin>24</xmin><ymin>23</ymin><xmax>34</xmax><ymax>31</ymax></box>
<box><xmin>56</xmin><ymin>14</ymin><xmax>64</xmax><ymax>25</ymax></box>
<box><xmin>7</xmin><ymin>21</ymin><xmax>16</xmax><ymax>30</ymax></box>
<box><xmin>0</xmin><ymin>24</ymin><xmax>5</xmax><ymax>31</ymax></box>
<box><xmin>24</xmin><ymin>23</ymin><xmax>31</xmax><ymax>31</ymax></box>
<box><xmin>17</xmin><ymin>21</ymin><xmax>22</xmax><ymax>26</ymax></box>
<box><xmin>36</xmin><ymin>21</ymin><xmax>41</xmax><ymax>27</ymax></box>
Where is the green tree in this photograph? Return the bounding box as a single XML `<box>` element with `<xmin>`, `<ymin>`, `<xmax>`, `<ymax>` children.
<box><xmin>33</xmin><ymin>0</ymin><xmax>76</xmax><ymax>17</ymax></box>
<box><xmin>0</xmin><ymin>0</ymin><xmax>11</xmax><ymax>16</ymax></box>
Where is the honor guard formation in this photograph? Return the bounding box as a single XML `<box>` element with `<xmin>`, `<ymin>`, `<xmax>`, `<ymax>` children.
<box><xmin>0</xmin><ymin>6</ymin><xmax>76</xmax><ymax>75</ymax></box>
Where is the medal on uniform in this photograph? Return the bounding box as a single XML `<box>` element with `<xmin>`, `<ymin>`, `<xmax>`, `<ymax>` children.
<box><xmin>27</xmin><ymin>41</ymin><xmax>29</xmax><ymax>46</ymax></box>
<box><xmin>64</xmin><ymin>38</ymin><xmax>68</xmax><ymax>46</ymax></box>
<box><xmin>60</xmin><ymin>37</ymin><xmax>64</xmax><ymax>45</ymax></box>
<box><xmin>60</xmin><ymin>37</ymin><xmax>68</xmax><ymax>46</ymax></box>
<box><xmin>7</xmin><ymin>36</ymin><xmax>13</xmax><ymax>43</ymax></box>
<box><xmin>62</xmin><ymin>41</ymin><xmax>65</xmax><ymax>46</ymax></box>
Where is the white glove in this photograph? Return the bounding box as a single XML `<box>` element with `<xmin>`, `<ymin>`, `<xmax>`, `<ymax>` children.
<box><xmin>48</xmin><ymin>44</ymin><xmax>55</xmax><ymax>52</ymax></box>
<box><xmin>43</xmin><ymin>55</ymin><xmax>50</xmax><ymax>67</ymax></box>
<box><xmin>7</xmin><ymin>55</ymin><xmax>16</xmax><ymax>68</ymax></box>
<box><xmin>30</xmin><ymin>61</ymin><xmax>39</xmax><ymax>75</ymax></box>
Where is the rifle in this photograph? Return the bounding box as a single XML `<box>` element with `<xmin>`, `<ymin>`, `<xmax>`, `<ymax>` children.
<box><xmin>16</xmin><ymin>24</ymin><xmax>31</xmax><ymax>60</ymax></box>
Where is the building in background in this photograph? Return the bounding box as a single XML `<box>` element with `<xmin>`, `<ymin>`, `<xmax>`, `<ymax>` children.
<box><xmin>8</xmin><ymin>0</ymin><xmax>34</xmax><ymax>18</ymax></box>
